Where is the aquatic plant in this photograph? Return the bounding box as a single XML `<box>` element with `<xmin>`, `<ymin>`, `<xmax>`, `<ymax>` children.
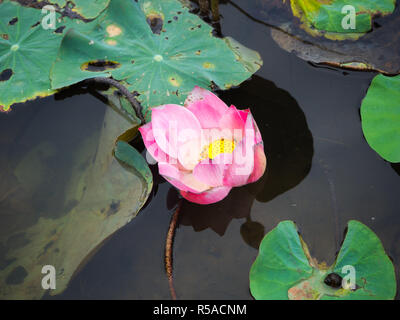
<box><xmin>290</xmin><ymin>0</ymin><xmax>396</xmax><ymax>39</ymax></box>
<box><xmin>361</xmin><ymin>74</ymin><xmax>400</xmax><ymax>163</ymax></box>
<box><xmin>1</xmin><ymin>0</ymin><xmax>399</xmax><ymax>301</ymax></box>
<box><xmin>250</xmin><ymin>220</ymin><xmax>397</xmax><ymax>300</ymax></box>
<box><xmin>239</xmin><ymin>0</ymin><xmax>400</xmax><ymax>74</ymax></box>
<box><xmin>1</xmin><ymin>0</ymin><xmax>262</xmax><ymax>114</ymax></box>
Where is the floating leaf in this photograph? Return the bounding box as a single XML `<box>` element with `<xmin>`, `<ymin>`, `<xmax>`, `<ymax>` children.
<box><xmin>361</xmin><ymin>74</ymin><xmax>400</xmax><ymax>163</ymax></box>
<box><xmin>238</xmin><ymin>0</ymin><xmax>400</xmax><ymax>74</ymax></box>
<box><xmin>0</xmin><ymin>0</ymin><xmax>93</xmax><ymax>112</ymax></box>
<box><xmin>250</xmin><ymin>220</ymin><xmax>396</xmax><ymax>300</ymax></box>
<box><xmin>290</xmin><ymin>0</ymin><xmax>396</xmax><ymax>39</ymax></box>
<box><xmin>50</xmin><ymin>0</ymin><xmax>262</xmax><ymax>118</ymax></box>
<box><xmin>0</xmin><ymin>1</ymin><xmax>61</xmax><ymax>111</ymax></box>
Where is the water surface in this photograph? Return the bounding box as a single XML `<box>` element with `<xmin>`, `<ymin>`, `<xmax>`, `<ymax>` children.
<box><xmin>1</xmin><ymin>1</ymin><xmax>399</xmax><ymax>299</ymax></box>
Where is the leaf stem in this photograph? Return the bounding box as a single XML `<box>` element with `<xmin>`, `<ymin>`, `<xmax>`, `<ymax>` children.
<box><xmin>165</xmin><ymin>199</ymin><xmax>182</xmax><ymax>300</ymax></box>
<box><xmin>199</xmin><ymin>0</ymin><xmax>209</xmax><ymax>15</ymax></box>
<box><xmin>211</xmin><ymin>0</ymin><xmax>219</xmax><ymax>22</ymax></box>
<box><xmin>86</xmin><ymin>77</ymin><xmax>145</xmax><ymax>124</ymax></box>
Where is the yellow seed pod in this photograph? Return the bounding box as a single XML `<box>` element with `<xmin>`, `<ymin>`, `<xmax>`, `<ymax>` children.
<box><xmin>207</xmin><ymin>139</ymin><xmax>235</xmax><ymax>159</ymax></box>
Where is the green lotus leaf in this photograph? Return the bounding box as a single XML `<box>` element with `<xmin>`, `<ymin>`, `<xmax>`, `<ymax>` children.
<box><xmin>250</xmin><ymin>220</ymin><xmax>396</xmax><ymax>300</ymax></box>
<box><xmin>50</xmin><ymin>0</ymin><xmax>262</xmax><ymax>118</ymax></box>
<box><xmin>290</xmin><ymin>0</ymin><xmax>396</xmax><ymax>40</ymax></box>
<box><xmin>361</xmin><ymin>74</ymin><xmax>400</xmax><ymax>163</ymax></box>
<box><xmin>0</xmin><ymin>0</ymin><xmax>94</xmax><ymax>112</ymax></box>
<box><xmin>0</xmin><ymin>1</ymin><xmax>62</xmax><ymax>111</ymax></box>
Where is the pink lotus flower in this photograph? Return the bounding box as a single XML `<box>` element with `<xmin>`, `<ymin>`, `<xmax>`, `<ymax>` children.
<box><xmin>139</xmin><ymin>86</ymin><xmax>266</xmax><ymax>204</ymax></box>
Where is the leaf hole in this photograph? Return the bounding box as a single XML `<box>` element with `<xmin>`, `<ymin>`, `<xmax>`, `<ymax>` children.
<box><xmin>54</xmin><ymin>26</ymin><xmax>66</xmax><ymax>34</ymax></box>
<box><xmin>0</xmin><ymin>34</ymin><xmax>9</xmax><ymax>40</ymax></box>
<box><xmin>190</xmin><ymin>25</ymin><xmax>202</xmax><ymax>31</ymax></box>
<box><xmin>8</xmin><ymin>17</ymin><xmax>18</xmax><ymax>25</ymax></box>
<box><xmin>31</xmin><ymin>21</ymin><xmax>40</xmax><ymax>28</ymax></box>
<box><xmin>146</xmin><ymin>14</ymin><xmax>163</xmax><ymax>35</ymax></box>
<box><xmin>81</xmin><ymin>60</ymin><xmax>121</xmax><ymax>72</ymax></box>
<box><xmin>0</xmin><ymin>69</ymin><xmax>13</xmax><ymax>81</ymax></box>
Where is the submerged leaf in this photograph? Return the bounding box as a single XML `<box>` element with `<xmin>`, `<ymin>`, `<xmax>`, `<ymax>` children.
<box><xmin>0</xmin><ymin>105</ymin><xmax>152</xmax><ymax>299</ymax></box>
<box><xmin>50</xmin><ymin>0</ymin><xmax>262</xmax><ymax>118</ymax></box>
<box><xmin>250</xmin><ymin>220</ymin><xmax>396</xmax><ymax>300</ymax></box>
<box><xmin>361</xmin><ymin>74</ymin><xmax>400</xmax><ymax>163</ymax></box>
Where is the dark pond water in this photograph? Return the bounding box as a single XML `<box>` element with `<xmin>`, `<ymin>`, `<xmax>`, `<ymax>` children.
<box><xmin>1</xmin><ymin>1</ymin><xmax>400</xmax><ymax>299</ymax></box>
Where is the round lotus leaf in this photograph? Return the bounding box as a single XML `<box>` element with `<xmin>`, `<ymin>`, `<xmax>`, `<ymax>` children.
<box><xmin>0</xmin><ymin>1</ymin><xmax>62</xmax><ymax>111</ymax></box>
<box><xmin>0</xmin><ymin>0</ymin><xmax>95</xmax><ymax>112</ymax></box>
<box><xmin>250</xmin><ymin>220</ymin><xmax>396</xmax><ymax>300</ymax></box>
<box><xmin>361</xmin><ymin>74</ymin><xmax>400</xmax><ymax>163</ymax></box>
